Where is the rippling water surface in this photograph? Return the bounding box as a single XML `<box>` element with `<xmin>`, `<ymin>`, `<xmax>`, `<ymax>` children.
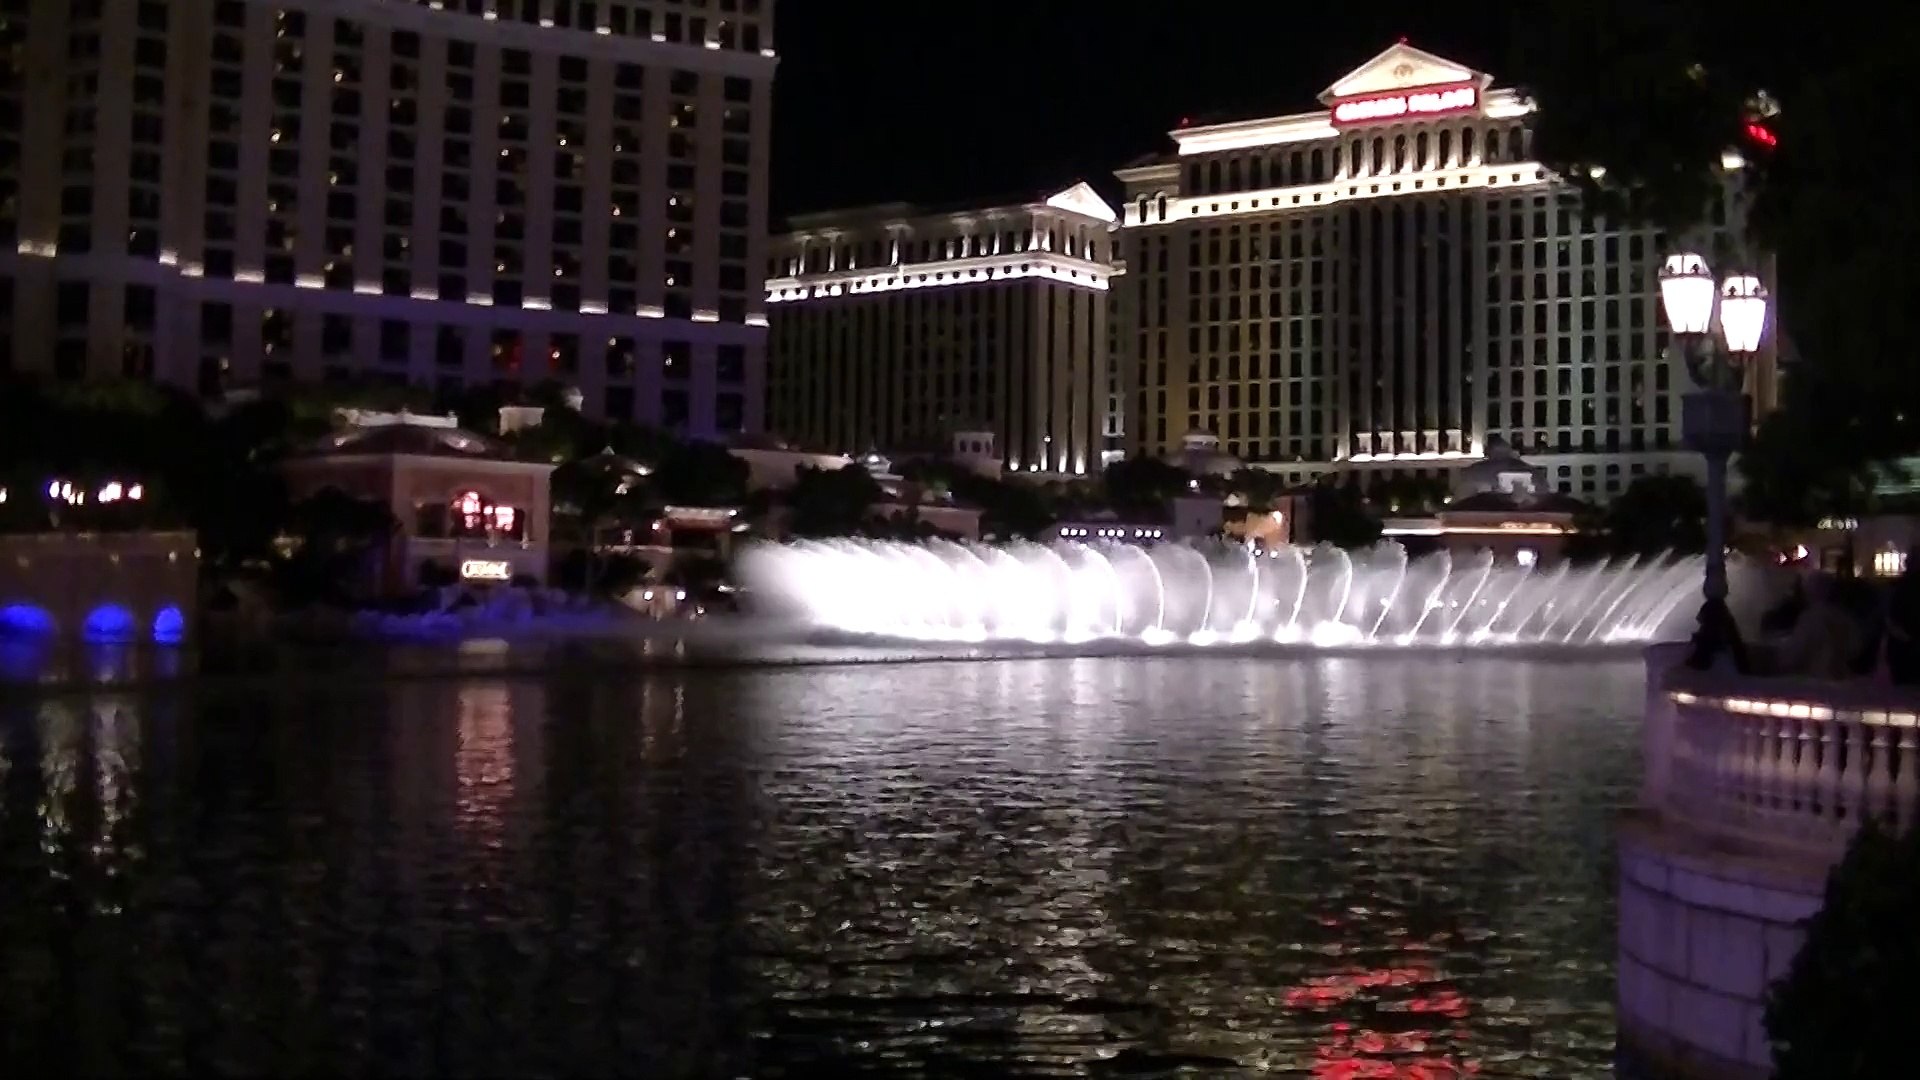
<box><xmin>0</xmin><ymin>649</ymin><xmax>1636</xmax><ymax>1077</ymax></box>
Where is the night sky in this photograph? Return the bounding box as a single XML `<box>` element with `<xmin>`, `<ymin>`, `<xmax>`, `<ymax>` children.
<box><xmin>771</xmin><ymin>2</ymin><xmax>1517</xmax><ymax>220</ymax></box>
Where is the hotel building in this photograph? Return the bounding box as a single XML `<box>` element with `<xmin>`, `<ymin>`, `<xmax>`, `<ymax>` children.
<box><xmin>0</xmin><ymin>0</ymin><xmax>776</xmax><ymax>438</ymax></box>
<box><xmin>765</xmin><ymin>184</ymin><xmax>1123</xmax><ymax>475</ymax></box>
<box><xmin>1113</xmin><ymin>41</ymin><xmax>1772</xmax><ymax>502</ymax></box>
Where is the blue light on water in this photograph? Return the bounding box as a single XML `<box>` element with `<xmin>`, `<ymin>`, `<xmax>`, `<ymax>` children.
<box><xmin>153</xmin><ymin>605</ymin><xmax>186</xmax><ymax>643</ymax></box>
<box><xmin>82</xmin><ymin>604</ymin><xmax>139</xmax><ymax>643</ymax></box>
<box><xmin>0</xmin><ymin>603</ymin><xmax>56</xmax><ymax>638</ymax></box>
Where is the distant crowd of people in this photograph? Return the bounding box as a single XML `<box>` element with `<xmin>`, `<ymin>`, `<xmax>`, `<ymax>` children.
<box><xmin>1755</xmin><ymin>548</ymin><xmax>1920</xmax><ymax>683</ymax></box>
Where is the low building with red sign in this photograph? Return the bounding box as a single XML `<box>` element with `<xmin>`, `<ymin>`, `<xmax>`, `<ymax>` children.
<box><xmin>283</xmin><ymin>410</ymin><xmax>556</xmax><ymax>597</ymax></box>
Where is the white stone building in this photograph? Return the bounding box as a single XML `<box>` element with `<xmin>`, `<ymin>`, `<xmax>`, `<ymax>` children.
<box><xmin>1113</xmin><ymin>41</ymin><xmax>1775</xmax><ymax>502</ymax></box>
<box><xmin>765</xmin><ymin>183</ymin><xmax>1124</xmax><ymax>476</ymax></box>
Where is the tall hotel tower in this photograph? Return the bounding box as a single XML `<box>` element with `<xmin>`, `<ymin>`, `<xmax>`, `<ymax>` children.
<box><xmin>1114</xmin><ymin>42</ymin><xmax>1769</xmax><ymax>502</ymax></box>
<box><xmin>765</xmin><ymin>184</ymin><xmax>1123</xmax><ymax>475</ymax></box>
<box><xmin>0</xmin><ymin>0</ymin><xmax>777</xmax><ymax>437</ymax></box>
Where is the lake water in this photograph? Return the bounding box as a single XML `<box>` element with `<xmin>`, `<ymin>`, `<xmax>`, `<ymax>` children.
<box><xmin>0</xmin><ymin>647</ymin><xmax>1638</xmax><ymax>1076</ymax></box>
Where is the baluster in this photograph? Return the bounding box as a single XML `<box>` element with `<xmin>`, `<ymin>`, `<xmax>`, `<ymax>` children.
<box><xmin>1671</xmin><ymin>705</ymin><xmax>1698</xmax><ymax>818</ymax></box>
<box><xmin>1863</xmin><ymin>721</ymin><xmax>1894</xmax><ymax>829</ymax></box>
<box><xmin>1747</xmin><ymin>712</ymin><xmax>1773</xmax><ymax>821</ymax></box>
<box><xmin>1723</xmin><ymin>707</ymin><xmax>1747</xmax><ymax>822</ymax></box>
<box><xmin>1790</xmin><ymin>717</ymin><xmax>1818</xmax><ymax>831</ymax></box>
<box><xmin>1720</xmin><ymin>708</ymin><xmax>1746</xmax><ymax>827</ymax></box>
<box><xmin>1895</xmin><ymin>724</ymin><xmax>1920</xmax><ymax>833</ymax></box>
<box><xmin>1766</xmin><ymin>713</ymin><xmax>1794</xmax><ymax>840</ymax></box>
<box><xmin>1768</xmin><ymin>713</ymin><xmax>1795</xmax><ymax>817</ymax></box>
<box><xmin>1815</xmin><ymin>717</ymin><xmax>1838</xmax><ymax>825</ymax></box>
<box><xmin>1819</xmin><ymin>717</ymin><xmax>1845</xmax><ymax>842</ymax></box>
<box><xmin>1678</xmin><ymin>705</ymin><xmax>1709</xmax><ymax>819</ymax></box>
<box><xmin>1728</xmin><ymin>707</ymin><xmax>1758</xmax><ymax>814</ymax></box>
<box><xmin>1739</xmin><ymin>709</ymin><xmax>1767</xmax><ymax>827</ymax></box>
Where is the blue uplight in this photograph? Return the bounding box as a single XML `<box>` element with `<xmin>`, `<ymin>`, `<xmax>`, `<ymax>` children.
<box><xmin>152</xmin><ymin>605</ymin><xmax>186</xmax><ymax>643</ymax></box>
<box><xmin>0</xmin><ymin>603</ymin><xmax>56</xmax><ymax>638</ymax></box>
<box><xmin>82</xmin><ymin>604</ymin><xmax>138</xmax><ymax>643</ymax></box>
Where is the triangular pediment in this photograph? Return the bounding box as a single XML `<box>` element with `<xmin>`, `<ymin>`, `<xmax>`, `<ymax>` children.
<box><xmin>1043</xmin><ymin>182</ymin><xmax>1117</xmax><ymax>223</ymax></box>
<box><xmin>1321</xmin><ymin>41</ymin><xmax>1488</xmax><ymax>102</ymax></box>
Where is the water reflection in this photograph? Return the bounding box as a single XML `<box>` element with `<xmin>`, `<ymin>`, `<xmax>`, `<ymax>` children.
<box><xmin>0</xmin><ymin>655</ymin><xmax>1632</xmax><ymax>1076</ymax></box>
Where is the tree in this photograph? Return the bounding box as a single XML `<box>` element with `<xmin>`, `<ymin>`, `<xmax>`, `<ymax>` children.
<box><xmin>282</xmin><ymin>380</ymin><xmax>436</xmax><ymax>443</ymax></box>
<box><xmin>650</xmin><ymin>439</ymin><xmax>750</xmax><ymax>506</ymax></box>
<box><xmin>507</xmin><ymin>404</ymin><xmax>602</xmax><ymax>465</ymax></box>
<box><xmin>785</xmin><ymin>464</ymin><xmax>884</xmax><ymax>537</ymax></box>
<box><xmin>1765</xmin><ymin>819</ymin><xmax>1920</xmax><ymax>1078</ymax></box>
<box><xmin>1366</xmin><ymin>474</ymin><xmax>1447</xmax><ymax>516</ymax></box>
<box><xmin>1511</xmin><ymin>7</ymin><xmax>1920</xmax><ymax>521</ymax></box>
<box><xmin>1737</xmin><ymin>378</ymin><xmax>1884</xmax><ymax>526</ymax></box>
<box><xmin>1102</xmin><ymin>455</ymin><xmax>1192</xmax><ymax>520</ymax></box>
<box><xmin>900</xmin><ymin>457</ymin><xmax>1055</xmax><ymax>540</ymax></box>
<box><xmin>1226</xmin><ymin>466</ymin><xmax>1289</xmax><ymax>510</ymax></box>
<box><xmin>276</xmin><ymin>488</ymin><xmax>397</xmax><ymax>606</ymax></box>
<box><xmin>547</xmin><ymin>452</ymin><xmax>654</xmax><ymax>591</ymax></box>
<box><xmin>1306</xmin><ymin>480</ymin><xmax>1382</xmax><ymax>550</ymax></box>
<box><xmin>665</xmin><ymin>552</ymin><xmax>729</xmax><ymax>596</ymax></box>
<box><xmin>1566</xmin><ymin>475</ymin><xmax>1707</xmax><ymax>561</ymax></box>
<box><xmin>179</xmin><ymin>396</ymin><xmax>299</xmax><ymax>569</ymax></box>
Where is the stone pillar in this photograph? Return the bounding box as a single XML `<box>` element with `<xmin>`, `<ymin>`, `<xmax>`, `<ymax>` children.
<box><xmin>1641</xmin><ymin>641</ymin><xmax>1688</xmax><ymax>808</ymax></box>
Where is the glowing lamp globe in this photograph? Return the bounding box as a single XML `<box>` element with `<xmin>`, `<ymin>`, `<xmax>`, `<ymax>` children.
<box><xmin>1659</xmin><ymin>252</ymin><xmax>1717</xmax><ymax>336</ymax></box>
<box><xmin>1718</xmin><ymin>274</ymin><xmax>1769</xmax><ymax>355</ymax></box>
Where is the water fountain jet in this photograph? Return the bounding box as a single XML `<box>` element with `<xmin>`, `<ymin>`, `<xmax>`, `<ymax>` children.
<box><xmin>738</xmin><ymin>540</ymin><xmax>1716</xmax><ymax>650</ymax></box>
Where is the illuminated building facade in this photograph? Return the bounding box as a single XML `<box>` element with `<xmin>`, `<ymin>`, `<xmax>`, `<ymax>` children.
<box><xmin>765</xmin><ymin>184</ymin><xmax>1123</xmax><ymax>475</ymax></box>
<box><xmin>1114</xmin><ymin>41</ymin><xmax>1773</xmax><ymax>502</ymax></box>
<box><xmin>282</xmin><ymin>410</ymin><xmax>556</xmax><ymax>594</ymax></box>
<box><xmin>0</xmin><ymin>0</ymin><xmax>776</xmax><ymax>438</ymax></box>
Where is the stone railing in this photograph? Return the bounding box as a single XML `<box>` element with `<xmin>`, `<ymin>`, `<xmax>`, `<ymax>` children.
<box><xmin>1645</xmin><ymin>642</ymin><xmax>1920</xmax><ymax>860</ymax></box>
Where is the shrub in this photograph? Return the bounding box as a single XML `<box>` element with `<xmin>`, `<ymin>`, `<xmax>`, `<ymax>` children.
<box><xmin>1764</xmin><ymin>817</ymin><xmax>1920</xmax><ymax>1078</ymax></box>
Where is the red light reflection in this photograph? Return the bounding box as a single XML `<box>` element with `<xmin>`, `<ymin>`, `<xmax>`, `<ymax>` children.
<box><xmin>1280</xmin><ymin>950</ymin><xmax>1480</xmax><ymax>1078</ymax></box>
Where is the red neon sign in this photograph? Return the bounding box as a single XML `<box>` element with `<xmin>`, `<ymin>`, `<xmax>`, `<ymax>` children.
<box><xmin>1331</xmin><ymin>83</ymin><xmax>1480</xmax><ymax>127</ymax></box>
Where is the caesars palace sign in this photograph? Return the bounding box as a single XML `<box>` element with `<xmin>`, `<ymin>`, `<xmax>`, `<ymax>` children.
<box><xmin>1330</xmin><ymin>84</ymin><xmax>1480</xmax><ymax>127</ymax></box>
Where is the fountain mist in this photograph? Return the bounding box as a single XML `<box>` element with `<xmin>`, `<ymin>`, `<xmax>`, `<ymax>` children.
<box><xmin>737</xmin><ymin>539</ymin><xmax>1707</xmax><ymax>649</ymax></box>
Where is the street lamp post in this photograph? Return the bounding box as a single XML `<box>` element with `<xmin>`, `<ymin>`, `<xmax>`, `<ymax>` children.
<box><xmin>1658</xmin><ymin>252</ymin><xmax>1769</xmax><ymax>671</ymax></box>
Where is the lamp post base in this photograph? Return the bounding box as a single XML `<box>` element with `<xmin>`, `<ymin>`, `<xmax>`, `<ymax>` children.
<box><xmin>1686</xmin><ymin>595</ymin><xmax>1748</xmax><ymax>673</ymax></box>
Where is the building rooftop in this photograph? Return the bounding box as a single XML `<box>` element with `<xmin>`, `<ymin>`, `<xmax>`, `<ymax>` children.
<box><xmin>780</xmin><ymin>181</ymin><xmax>1117</xmax><ymax>233</ymax></box>
<box><xmin>1446</xmin><ymin>490</ymin><xmax>1589</xmax><ymax>516</ymax></box>
<box><xmin>298</xmin><ymin>418</ymin><xmax>516</xmax><ymax>461</ymax></box>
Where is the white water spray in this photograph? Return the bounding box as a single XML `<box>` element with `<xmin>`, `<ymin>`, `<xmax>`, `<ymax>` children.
<box><xmin>739</xmin><ymin>539</ymin><xmax>1713</xmax><ymax>648</ymax></box>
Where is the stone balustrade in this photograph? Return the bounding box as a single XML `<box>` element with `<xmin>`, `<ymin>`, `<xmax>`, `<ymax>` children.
<box><xmin>1661</xmin><ymin>665</ymin><xmax>1920</xmax><ymax>858</ymax></box>
<box><xmin>1619</xmin><ymin>642</ymin><xmax>1920</xmax><ymax>1079</ymax></box>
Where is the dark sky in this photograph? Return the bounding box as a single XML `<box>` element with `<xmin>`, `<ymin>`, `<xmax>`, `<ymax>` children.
<box><xmin>771</xmin><ymin>2</ymin><xmax>1517</xmax><ymax>220</ymax></box>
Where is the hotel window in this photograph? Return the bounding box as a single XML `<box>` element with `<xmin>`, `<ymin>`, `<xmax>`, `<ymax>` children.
<box><xmin>322</xmin><ymin>314</ymin><xmax>351</xmax><ymax>357</ymax></box>
<box><xmin>604</xmin><ymin>385</ymin><xmax>635</xmax><ymax>421</ymax></box>
<box><xmin>549</xmin><ymin>333</ymin><xmax>580</xmax><ymax>376</ymax></box>
<box><xmin>607</xmin><ymin>337</ymin><xmax>637</xmax><ymax>379</ymax></box>
<box><xmin>663</xmin><ymin>340</ymin><xmax>691</xmax><ymax>380</ymax></box>
<box><xmin>662</xmin><ymin>389</ymin><xmax>689</xmax><ymax>428</ymax></box>
<box><xmin>379</xmin><ymin>320</ymin><xmax>409</xmax><ymax>364</ymax></box>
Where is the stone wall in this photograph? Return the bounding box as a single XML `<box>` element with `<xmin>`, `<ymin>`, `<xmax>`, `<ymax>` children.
<box><xmin>0</xmin><ymin>531</ymin><xmax>198</xmax><ymax>641</ymax></box>
<box><xmin>1616</xmin><ymin>815</ymin><xmax>1823</xmax><ymax>1079</ymax></box>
